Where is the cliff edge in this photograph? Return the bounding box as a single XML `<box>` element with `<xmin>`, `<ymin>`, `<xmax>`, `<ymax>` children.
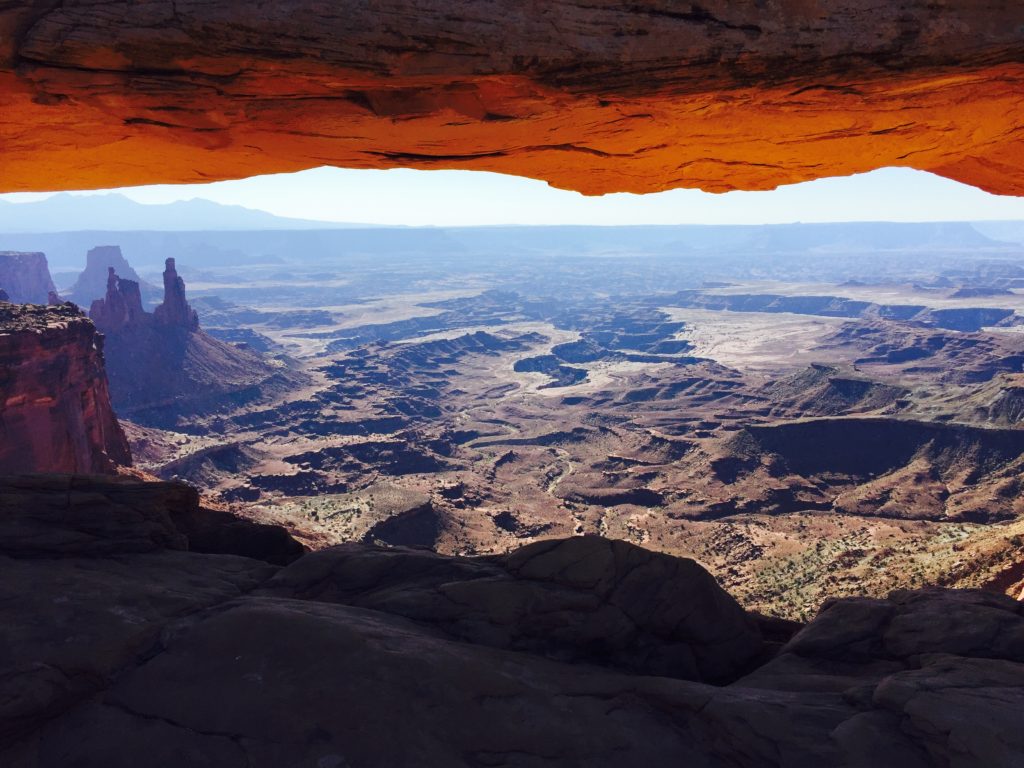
<box><xmin>0</xmin><ymin>302</ymin><xmax>131</xmax><ymax>474</ymax></box>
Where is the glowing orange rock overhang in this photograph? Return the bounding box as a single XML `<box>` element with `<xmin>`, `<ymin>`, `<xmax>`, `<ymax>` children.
<box><xmin>1</xmin><ymin>1</ymin><xmax>1022</xmax><ymax>196</ymax></box>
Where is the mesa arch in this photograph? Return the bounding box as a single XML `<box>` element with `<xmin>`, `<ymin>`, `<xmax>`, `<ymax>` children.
<box><xmin>1</xmin><ymin>1</ymin><xmax>1023</xmax><ymax>196</ymax></box>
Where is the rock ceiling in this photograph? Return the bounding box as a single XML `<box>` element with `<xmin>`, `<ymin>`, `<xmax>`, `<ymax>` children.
<box><xmin>1</xmin><ymin>1</ymin><xmax>1022</xmax><ymax>195</ymax></box>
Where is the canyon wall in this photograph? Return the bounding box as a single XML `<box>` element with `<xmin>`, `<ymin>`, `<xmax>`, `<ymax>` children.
<box><xmin>0</xmin><ymin>1</ymin><xmax>1022</xmax><ymax>195</ymax></box>
<box><xmin>0</xmin><ymin>252</ymin><xmax>57</xmax><ymax>304</ymax></box>
<box><xmin>0</xmin><ymin>302</ymin><xmax>131</xmax><ymax>474</ymax></box>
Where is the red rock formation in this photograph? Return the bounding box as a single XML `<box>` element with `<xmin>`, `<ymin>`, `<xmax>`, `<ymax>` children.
<box><xmin>0</xmin><ymin>303</ymin><xmax>131</xmax><ymax>474</ymax></box>
<box><xmin>0</xmin><ymin>2</ymin><xmax>1023</xmax><ymax>195</ymax></box>
<box><xmin>153</xmin><ymin>258</ymin><xmax>199</xmax><ymax>331</ymax></box>
<box><xmin>67</xmin><ymin>245</ymin><xmax>158</xmax><ymax>308</ymax></box>
<box><xmin>89</xmin><ymin>262</ymin><xmax>291</xmax><ymax>426</ymax></box>
<box><xmin>0</xmin><ymin>252</ymin><xmax>57</xmax><ymax>305</ymax></box>
<box><xmin>89</xmin><ymin>267</ymin><xmax>147</xmax><ymax>333</ymax></box>
<box><xmin>92</xmin><ymin>257</ymin><xmax>202</xmax><ymax>336</ymax></box>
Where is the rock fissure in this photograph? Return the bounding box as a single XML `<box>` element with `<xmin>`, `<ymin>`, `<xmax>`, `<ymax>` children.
<box><xmin>103</xmin><ymin>696</ymin><xmax>257</xmax><ymax>755</ymax></box>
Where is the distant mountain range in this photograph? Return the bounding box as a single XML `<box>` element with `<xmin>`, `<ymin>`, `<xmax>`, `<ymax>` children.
<box><xmin>2</xmin><ymin>194</ymin><xmax>1023</xmax><ymax>246</ymax></box>
<box><xmin>0</xmin><ymin>193</ymin><xmax>357</xmax><ymax>232</ymax></box>
<box><xmin>4</xmin><ymin>221</ymin><xmax>1019</xmax><ymax>275</ymax></box>
<box><xmin>1</xmin><ymin>191</ymin><xmax>1023</xmax><ymax>273</ymax></box>
<box><xmin>973</xmin><ymin>221</ymin><xmax>1024</xmax><ymax>246</ymax></box>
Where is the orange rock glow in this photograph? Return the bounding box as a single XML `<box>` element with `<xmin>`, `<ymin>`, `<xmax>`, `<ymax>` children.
<box><xmin>1</xmin><ymin>1</ymin><xmax>1022</xmax><ymax>195</ymax></box>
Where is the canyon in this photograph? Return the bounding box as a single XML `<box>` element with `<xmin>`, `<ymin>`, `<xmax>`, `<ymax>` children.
<box><xmin>1</xmin><ymin>2</ymin><xmax>1024</xmax><ymax>764</ymax></box>
<box><xmin>21</xmin><ymin>223</ymin><xmax>1010</xmax><ymax>622</ymax></box>
<box><xmin>3</xmin><ymin>222</ymin><xmax>1024</xmax><ymax>766</ymax></box>
<box><xmin>9</xmin><ymin>223</ymin><xmax>1024</xmax><ymax>618</ymax></box>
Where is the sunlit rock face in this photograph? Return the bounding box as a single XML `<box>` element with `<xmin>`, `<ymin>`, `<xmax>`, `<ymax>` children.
<box><xmin>0</xmin><ymin>303</ymin><xmax>131</xmax><ymax>474</ymax></box>
<box><xmin>1</xmin><ymin>1</ymin><xmax>1022</xmax><ymax>195</ymax></box>
<box><xmin>67</xmin><ymin>246</ymin><xmax>159</xmax><ymax>309</ymax></box>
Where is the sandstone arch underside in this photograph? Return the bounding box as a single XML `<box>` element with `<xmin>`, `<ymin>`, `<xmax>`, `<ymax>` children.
<box><xmin>1</xmin><ymin>1</ymin><xmax>1023</xmax><ymax>196</ymax></box>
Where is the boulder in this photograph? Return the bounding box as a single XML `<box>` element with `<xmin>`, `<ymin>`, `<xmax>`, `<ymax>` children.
<box><xmin>0</xmin><ymin>477</ymin><xmax>1022</xmax><ymax>767</ymax></box>
<box><xmin>260</xmin><ymin>535</ymin><xmax>764</xmax><ymax>683</ymax></box>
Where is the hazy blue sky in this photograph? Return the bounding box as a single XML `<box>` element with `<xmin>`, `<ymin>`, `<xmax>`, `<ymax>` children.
<box><xmin>4</xmin><ymin>166</ymin><xmax>1024</xmax><ymax>225</ymax></box>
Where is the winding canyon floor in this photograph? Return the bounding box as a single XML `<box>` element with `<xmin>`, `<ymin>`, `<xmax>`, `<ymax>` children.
<box><xmin>116</xmin><ymin>250</ymin><xmax>1024</xmax><ymax>620</ymax></box>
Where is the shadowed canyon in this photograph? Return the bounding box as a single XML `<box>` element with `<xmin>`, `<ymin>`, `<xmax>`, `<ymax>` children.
<box><xmin>2</xmin><ymin>2</ymin><xmax>1024</xmax><ymax>767</ymax></box>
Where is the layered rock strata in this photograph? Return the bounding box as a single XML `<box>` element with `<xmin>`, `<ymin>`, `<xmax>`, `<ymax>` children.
<box><xmin>0</xmin><ymin>2</ymin><xmax>1022</xmax><ymax>195</ymax></box>
<box><xmin>0</xmin><ymin>303</ymin><xmax>130</xmax><ymax>474</ymax></box>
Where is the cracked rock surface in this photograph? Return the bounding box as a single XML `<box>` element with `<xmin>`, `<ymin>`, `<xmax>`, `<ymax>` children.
<box><xmin>1</xmin><ymin>474</ymin><xmax>1023</xmax><ymax>766</ymax></box>
<box><xmin>1</xmin><ymin>1</ymin><xmax>1023</xmax><ymax>195</ymax></box>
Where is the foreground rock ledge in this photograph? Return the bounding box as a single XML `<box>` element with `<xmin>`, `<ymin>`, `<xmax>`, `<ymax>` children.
<box><xmin>2</xmin><ymin>475</ymin><xmax>1023</xmax><ymax>767</ymax></box>
<box><xmin>1</xmin><ymin>1</ymin><xmax>1023</xmax><ymax>195</ymax></box>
